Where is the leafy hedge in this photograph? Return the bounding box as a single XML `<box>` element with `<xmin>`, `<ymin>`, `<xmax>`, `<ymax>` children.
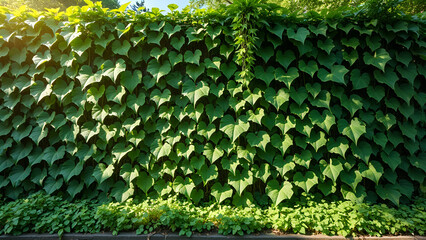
<box><xmin>1</xmin><ymin>193</ymin><xmax>425</xmax><ymax>236</ymax></box>
<box><xmin>0</xmin><ymin>1</ymin><xmax>425</xmax><ymax>206</ymax></box>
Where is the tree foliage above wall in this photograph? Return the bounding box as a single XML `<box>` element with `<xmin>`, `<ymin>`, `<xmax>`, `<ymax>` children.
<box><xmin>0</xmin><ymin>0</ymin><xmax>424</xmax><ymax>206</ymax></box>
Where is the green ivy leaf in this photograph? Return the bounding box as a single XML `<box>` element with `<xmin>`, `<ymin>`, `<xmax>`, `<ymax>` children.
<box><xmin>203</xmin><ymin>143</ymin><xmax>223</xmax><ymax>164</ymax></box>
<box><xmin>9</xmin><ymin>165</ymin><xmax>31</xmax><ymax>187</ymax></box>
<box><xmin>106</xmin><ymin>85</ymin><xmax>126</xmax><ymax>104</ymax></box>
<box><xmin>266</xmin><ymin>180</ymin><xmax>293</xmax><ymax>206</ymax></box>
<box><xmin>337</xmin><ymin>118</ymin><xmax>366</xmax><ymax>145</ymax></box>
<box><xmin>359</xmin><ymin>161</ymin><xmax>383</xmax><ymax>185</ymax></box>
<box><xmin>271</xmin><ymin>134</ymin><xmax>292</xmax><ymax>156</ymax></box>
<box><xmin>93</xmin><ymin>163</ymin><xmax>114</xmax><ymax>184</ymax></box>
<box><xmin>351</xmin><ymin>141</ymin><xmax>373</xmax><ymax>164</ymax></box>
<box><xmin>182</xmin><ymin>80</ymin><xmax>210</xmax><ymax>105</ymax></box>
<box><xmin>293</xmin><ymin>171</ymin><xmax>318</xmax><ymax>193</ymax></box>
<box><xmin>287</xmin><ymin>27</ymin><xmax>310</xmax><ymax>44</ymax></box>
<box><xmin>43</xmin><ymin>146</ymin><xmax>65</xmax><ymax>166</ymax></box>
<box><xmin>211</xmin><ymin>183</ymin><xmax>233</xmax><ymax>204</ymax></box>
<box><xmin>60</xmin><ymin>159</ymin><xmax>83</xmax><ymax>182</ymax></box>
<box><xmin>170</xmin><ymin>36</ymin><xmax>185</xmax><ymax>51</ymax></box>
<box><xmin>341</xmin><ymin>170</ymin><xmax>362</xmax><ymax>191</ymax></box>
<box><xmin>173</xmin><ymin>176</ymin><xmax>195</xmax><ymax>199</ymax></box>
<box><xmin>340</xmin><ymin>94</ymin><xmax>363</xmax><ymax>117</ymax></box>
<box><xmin>276</xmin><ymin>50</ymin><xmax>296</xmax><ymax>69</ymax></box>
<box><xmin>111</xmin><ymin>181</ymin><xmax>134</xmax><ymax>202</ymax></box>
<box><xmin>376</xmin><ymin>184</ymin><xmax>400</xmax><ymax>205</ymax></box>
<box><xmin>219</xmin><ymin>115</ymin><xmax>250</xmax><ymax>143</ymax></box>
<box><xmin>381</xmin><ymin>151</ymin><xmax>401</xmax><ymax>171</ymax></box>
<box><xmin>199</xmin><ymin>164</ymin><xmax>218</xmax><ymax>185</ymax></box>
<box><xmin>320</xmin><ymin>158</ymin><xmax>344</xmax><ymax>182</ymax></box>
<box><xmin>265</xmin><ymin>87</ymin><xmax>290</xmax><ymax>111</ymax></box>
<box><xmin>147</xmin><ymin>59</ymin><xmax>171</xmax><ymax>82</ymax></box>
<box><xmin>275</xmin><ymin>67</ymin><xmax>299</xmax><ymax>89</ymax></box>
<box><xmin>246</xmin><ymin>131</ymin><xmax>270</xmax><ymax>152</ymax></box>
<box><xmin>298</xmin><ymin>60</ymin><xmax>318</xmax><ymax>78</ymax></box>
<box><xmin>184</xmin><ymin>50</ymin><xmax>202</xmax><ymax>65</ymax></box>
<box><xmin>150</xmin><ymin>88</ymin><xmax>171</xmax><ymax>108</ymax></box>
<box><xmin>228</xmin><ymin>169</ymin><xmax>253</xmax><ymax>196</ymax></box>
<box><xmin>186</xmin><ymin>64</ymin><xmax>205</xmax><ymax>80</ymax></box>
<box><xmin>363</xmin><ymin>48</ymin><xmax>391</xmax><ymax>72</ymax></box>
<box><xmin>254</xmin><ymin>66</ymin><xmax>275</xmax><ymax>86</ymax></box>
<box><xmin>367</xmin><ymin>85</ymin><xmax>385</xmax><ymax>102</ymax></box>
<box><xmin>318</xmin><ymin>65</ymin><xmax>349</xmax><ymax>85</ymax></box>
<box><xmin>44</xmin><ymin>177</ymin><xmax>64</xmax><ymax>195</ymax></box>
<box><xmin>111</xmin><ymin>39</ymin><xmax>131</xmax><ymax>56</ymax></box>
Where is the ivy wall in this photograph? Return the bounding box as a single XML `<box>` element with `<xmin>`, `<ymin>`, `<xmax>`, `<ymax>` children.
<box><xmin>0</xmin><ymin>3</ymin><xmax>425</xmax><ymax>206</ymax></box>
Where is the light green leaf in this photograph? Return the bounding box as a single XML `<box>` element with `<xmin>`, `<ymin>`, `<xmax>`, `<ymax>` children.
<box><xmin>298</xmin><ymin>60</ymin><xmax>318</xmax><ymax>78</ymax></box>
<box><xmin>76</xmin><ymin>65</ymin><xmax>102</xmax><ymax>90</ymax></box>
<box><xmin>211</xmin><ymin>183</ymin><xmax>233</xmax><ymax>204</ymax></box>
<box><xmin>136</xmin><ymin>172</ymin><xmax>154</xmax><ymax>194</ymax></box>
<box><xmin>150</xmin><ymin>88</ymin><xmax>171</xmax><ymax>108</ymax></box>
<box><xmin>111</xmin><ymin>39</ymin><xmax>131</xmax><ymax>56</ymax></box>
<box><xmin>112</xmin><ymin>142</ymin><xmax>133</xmax><ymax>163</ymax></box>
<box><xmin>320</xmin><ymin>158</ymin><xmax>344</xmax><ymax>182</ymax></box>
<box><xmin>293</xmin><ymin>171</ymin><xmax>318</xmax><ymax>193</ymax></box>
<box><xmin>287</xmin><ymin>27</ymin><xmax>310</xmax><ymax>44</ymax></box>
<box><xmin>271</xmin><ymin>134</ymin><xmax>292</xmax><ymax>156</ymax></box>
<box><xmin>106</xmin><ymin>85</ymin><xmax>126</xmax><ymax>104</ymax></box>
<box><xmin>266</xmin><ymin>180</ymin><xmax>293</xmax><ymax>206</ymax></box>
<box><xmin>363</xmin><ymin>48</ymin><xmax>391</xmax><ymax>72</ymax></box>
<box><xmin>80</xmin><ymin>121</ymin><xmax>100</xmax><ymax>142</ymax></box>
<box><xmin>338</xmin><ymin>118</ymin><xmax>366</xmax><ymax>145</ymax></box>
<box><xmin>308</xmin><ymin>110</ymin><xmax>335</xmax><ymax>134</ymax></box>
<box><xmin>147</xmin><ymin>59</ymin><xmax>171</xmax><ymax>82</ymax></box>
<box><xmin>151</xmin><ymin>140</ymin><xmax>171</xmax><ymax>160</ymax></box>
<box><xmin>359</xmin><ymin>161</ymin><xmax>383</xmax><ymax>185</ymax></box>
<box><xmin>184</xmin><ymin>49</ymin><xmax>202</xmax><ymax>65</ymax></box>
<box><xmin>247</xmin><ymin>131</ymin><xmax>270</xmax><ymax>152</ymax></box>
<box><xmin>173</xmin><ymin>176</ymin><xmax>195</xmax><ymax>199</ymax></box>
<box><xmin>265</xmin><ymin>87</ymin><xmax>290</xmax><ymax>111</ymax></box>
<box><xmin>199</xmin><ymin>164</ymin><xmax>218</xmax><ymax>185</ymax></box>
<box><xmin>182</xmin><ymin>80</ymin><xmax>210</xmax><ymax>105</ymax></box>
<box><xmin>203</xmin><ymin>143</ymin><xmax>224</xmax><ymax>164</ymax></box>
<box><xmin>93</xmin><ymin>163</ymin><xmax>114</xmax><ymax>184</ymax></box>
<box><xmin>228</xmin><ymin>169</ymin><xmax>253</xmax><ymax>196</ymax></box>
<box><xmin>43</xmin><ymin>146</ymin><xmax>65</xmax><ymax>166</ymax></box>
<box><xmin>60</xmin><ymin>159</ymin><xmax>83</xmax><ymax>182</ymax></box>
<box><xmin>318</xmin><ymin>65</ymin><xmax>349</xmax><ymax>85</ymax></box>
<box><xmin>120</xmin><ymin>70</ymin><xmax>142</xmax><ymax>93</ymax></box>
<box><xmin>219</xmin><ymin>115</ymin><xmax>250</xmax><ymax>143</ymax></box>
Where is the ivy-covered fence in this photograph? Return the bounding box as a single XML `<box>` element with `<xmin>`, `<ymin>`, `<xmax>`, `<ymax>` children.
<box><xmin>0</xmin><ymin>1</ymin><xmax>424</xmax><ymax>206</ymax></box>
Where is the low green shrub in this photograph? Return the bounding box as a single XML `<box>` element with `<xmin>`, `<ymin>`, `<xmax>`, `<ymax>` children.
<box><xmin>0</xmin><ymin>193</ymin><xmax>425</xmax><ymax>237</ymax></box>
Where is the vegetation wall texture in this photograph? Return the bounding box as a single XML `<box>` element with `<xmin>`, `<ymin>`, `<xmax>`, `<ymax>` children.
<box><xmin>0</xmin><ymin>5</ymin><xmax>425</xmax><ymax>206</ymax></box>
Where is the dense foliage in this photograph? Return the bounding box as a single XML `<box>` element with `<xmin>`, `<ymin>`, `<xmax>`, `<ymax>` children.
<box><xmin>0</xmin><ymin>193</ymin><xmax>425</xmax><ymax>236</ymax></box>
<box><xmin>0</xmin><ymin>0</ymin><xmax>120</xmax><ymax>11</ymax></box>
<box><xmin>189</xmin><ymin>0</ymin><xmax>425</xmax><ymax>14</ymax></box>
<box><xmin>0</xmin><ymin>0</ymin><xmax>425</xmax><ymax>207</ymax></box>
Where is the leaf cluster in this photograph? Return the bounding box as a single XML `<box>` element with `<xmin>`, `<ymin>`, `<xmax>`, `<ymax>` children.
<box><xmin>0</xmin><ymin>193</ymin><xmax>425</xmax><ymax>237</ymax></box>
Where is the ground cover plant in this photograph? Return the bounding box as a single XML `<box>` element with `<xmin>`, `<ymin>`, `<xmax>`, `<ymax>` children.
<box><xmin>0</xmin><ymin>0</ymin><xmax>425</xmax><ymax>236</ymax></box>
<box><xmin>0</xmin><ymin>193</ymin><xmax>425</xmax><ymax>236</ymax></box>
